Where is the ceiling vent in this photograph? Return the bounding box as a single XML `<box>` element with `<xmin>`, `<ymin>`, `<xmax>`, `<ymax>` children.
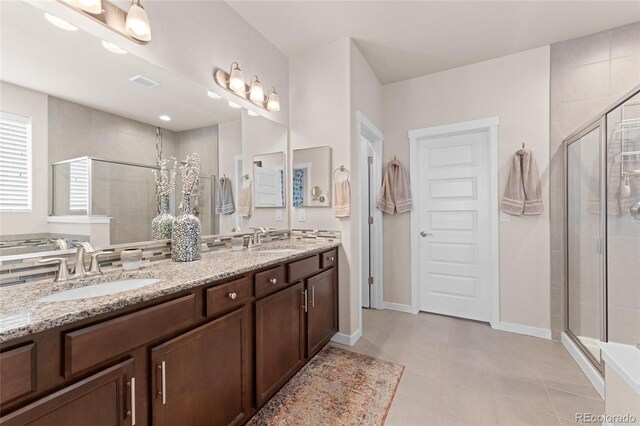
<box><xmin>129</xmin><ymin>74</ymin><xmax>159</xmax><ymax>88</ymax></box>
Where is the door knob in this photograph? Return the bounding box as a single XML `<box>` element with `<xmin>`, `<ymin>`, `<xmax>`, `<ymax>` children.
<box><xmin>420</xmin><ymin>231</ymin><xmax>434</xmax><ymax>237</ymax></box>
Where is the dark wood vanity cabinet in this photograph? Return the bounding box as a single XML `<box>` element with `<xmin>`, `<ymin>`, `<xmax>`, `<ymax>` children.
<box><xmin>0</xmin><ymin>359</ymin><xmax>134</xmax><ymax>426</ymax></box>
<box><xmin>0</xmin><ymin>247</ymin><xmax>339</xmax><ymax>426</ymax></box>
<box><xmin>254</xmin><ymin>282</ymin><xmax>305</xmax><ymax>407</ymax></box>
<box><xmin>150</xmin><ymin>306</ymin><xmax>251</xmax><ymax>426</ymax></box>
<box><xmin>306</xmin><ymin>268</ymin><xmax>338</xmax><ymax>358</ymax></box>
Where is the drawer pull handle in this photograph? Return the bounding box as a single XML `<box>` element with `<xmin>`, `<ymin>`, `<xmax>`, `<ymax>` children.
<box><xmin>329</xmin><ymin>257</ymin><xmax>335</xmax><ymax>261</ymax></box>
<box><xmin>228</xmin><ymin>292</ymin><xmax>237</xmax><ymax>300</ymax></box>
<box><xmin>270</xmin><ymin>278</ymin><xmax>277</xmax><ymax>284</ymax></box>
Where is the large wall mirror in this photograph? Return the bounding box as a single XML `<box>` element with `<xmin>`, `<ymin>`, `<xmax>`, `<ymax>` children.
<box><xmin>292</xmin><ymin>146</ymin><xmax>331</xmax><ymax>207</ymax></box>
<box><xmin>0</xmin><ymin>1</ymin><xmax>289</xmax><ymax>256</ymax></box>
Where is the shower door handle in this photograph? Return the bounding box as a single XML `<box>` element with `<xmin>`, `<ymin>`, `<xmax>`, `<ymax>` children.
<box><xmin>631</xmin><ymin>202</ymin><xmax>640</xmax><ymax>222</ymax></box>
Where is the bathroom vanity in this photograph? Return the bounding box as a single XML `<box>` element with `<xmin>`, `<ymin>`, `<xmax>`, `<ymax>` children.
<box><xmin>0</xmin><ymin>242</ymin><xmax>339</xmax><ymax>425</ymax></box>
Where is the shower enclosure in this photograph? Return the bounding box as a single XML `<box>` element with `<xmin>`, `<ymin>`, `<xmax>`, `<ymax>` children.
<box><xmin>564</xmin><ymin>86</ymin><xmax>640</xmax><ymax>372</ymax></box>
<box><xmin>51</xmin><ymin>157</ymin><xmax>217</xmax><ymax>245</ymax></box>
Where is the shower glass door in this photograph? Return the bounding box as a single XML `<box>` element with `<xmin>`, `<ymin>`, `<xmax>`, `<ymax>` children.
<box><xmin>566</xmin><ymin>123</ymin><xmax>605</xmax><ymax>368</ymax></box>
<box><xmin>606</xmin><ymin>93</ymin><xmax>640</xmax><ymax>348</ymax></box>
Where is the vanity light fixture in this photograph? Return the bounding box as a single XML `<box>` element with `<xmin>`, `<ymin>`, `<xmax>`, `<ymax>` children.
<box><xmin>101</xmin><ymin>40</ymin><xmax>127</xmax><ymax>54</ymax></box>
<box><xmin>67</xmin><ymin>0</ymin><xmax>102</xmax><ymax>14</ymax></box>
<box><xmin>228</xmin><ymin>101</ymin><xmax>242</xmax><ymax>109</ymax></box>
<box><xmin>44</xmin><ymin>13</ymin><xmax>79</xmax><ymax>31</ymax></box>
<box><xmin>58</xmin><ymin>0</ymin><xmax>151</xmax><ymax>44</ymax></box>
<box><xmin>266</xmin><ymin>88</ymin><xmax>280</xmax><ymax>112</ymax></box>
<box><xmin>158</xmin><ymin>115</ymin><xmax>171</xmax><ymax>121</ymax></box>
<box><xmin>214</xmin><ymin>63</ymin><xmax>280</xmax><ymax>112</ymax></box>
<box><xmin>207</xmin><ymin>90</ymin><xmax>222</xmax><ymax>99</ymax></box>
<box><xmin>125</xmin><ymin>0</ymin><xmax>151</xmax><ymax>42</ymax></box>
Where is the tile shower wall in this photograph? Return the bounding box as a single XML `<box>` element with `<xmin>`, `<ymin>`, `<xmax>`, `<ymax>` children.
<box><xmin>549</xmin><ymin>23</ymin><xmax>640</xmax><ymax>340</ymax></box>
<box><xmin>48</xmin><ymin>97</ymin><xmax>218</xmax><ymax>244</ymax></box>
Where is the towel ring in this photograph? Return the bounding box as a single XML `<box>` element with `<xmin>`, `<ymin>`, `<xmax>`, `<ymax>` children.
<box><xmin>333</xmin><ymin>165</ymin><xmax>350</xmax><ymax>181</ymax></box>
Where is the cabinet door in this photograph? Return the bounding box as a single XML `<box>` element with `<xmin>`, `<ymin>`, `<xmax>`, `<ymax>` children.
<box><xmin>307</xmin><ymin>268</ymin><xmax>337</xmax><ymax>358</ymax></box>
<box><xmin>255</xmin><ymin>282</ymin><xmax>305</xmax><ymax>407</ymax></box>
<box><xmin>1</xmin><ymin>359</ymin><xmax>134</xmax><ymax>426</ymax></box>
<box><xmin>150</xmin><ymin>306</ymin><xmax>251</xmax><ymax>426</ymax></box>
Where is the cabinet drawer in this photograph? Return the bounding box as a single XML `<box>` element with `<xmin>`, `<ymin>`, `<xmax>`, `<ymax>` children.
<box><xmin>0</xmin><ymin>343</ymin><xmax>36</xmax><ymax>405</ymax></box>
<box><xmin>64</xmin><ymin>294</ymin><xmax>195</xmax><ymax>377</ymax></box>
<box><xmin>255</xmin><ymin>265</ymin><xmax>286</xmax><ymax>299</ymax></box>
<box><xmin>288</xmin><ymin>255</ymin><xmax>320</xmax><ymax>283</ymax></box>
<box><xmin>320</xmin><ymin>249</ymin><xmax>337</xmax><ymax>269</ymax></box>
<box><xmin>206</xmin><ymin>276</ymin><xmax>251</xmax><ymax>316</ymax></box>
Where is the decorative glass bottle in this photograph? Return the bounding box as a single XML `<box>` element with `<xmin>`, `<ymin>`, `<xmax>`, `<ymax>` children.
<box><xmin>152</xmin><ymin>194</ymin><xmax>173</xmax><ymax>240</ymax></box>
<box><xmin>171</xmin><ymin>193</ymin><xmax>201</xmax><ymax>261</ymax></box>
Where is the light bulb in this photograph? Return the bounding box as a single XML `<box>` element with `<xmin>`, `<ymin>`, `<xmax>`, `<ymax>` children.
<box><xmin>267</xmin><ymin>89</ymin><xmax>280</xmax><ymax>112</ymax></box>
<box><xmin>229</xmin><ymin>63</ymin><xmax>245</xmax><ymax>92</ymax></box>
<box><xmin>249</xmin><ymin>76</ymin><xmax>264</xmax><ymax>102</ymax></box>
<box><xmin>125</xmin><ymin>1</ymin><xmax>151</xmax><ymax>41</ymax></box>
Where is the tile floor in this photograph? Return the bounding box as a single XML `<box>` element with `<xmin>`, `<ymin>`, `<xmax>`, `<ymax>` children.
<box><xmin>334</xmin><ymin>309</ymin><xmax>604</xmax><ymax>426</ymax></box>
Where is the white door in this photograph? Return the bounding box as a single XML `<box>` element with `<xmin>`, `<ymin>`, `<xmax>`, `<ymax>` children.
<box><xmin>254</xmin><ymin>168</ymin><xmax>283</xmax><ymax>207</ymax></box>
<box><xmin>417</xmin><ymin>129</ymin><xmax>492</xmax><ymax>322</ymax></box>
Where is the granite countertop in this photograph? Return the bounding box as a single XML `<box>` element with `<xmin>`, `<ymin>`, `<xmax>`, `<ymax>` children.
<box><xmin>0</xmin><ymin>240</ymin><xmax>340</xmax><ymax>343</ymax></box>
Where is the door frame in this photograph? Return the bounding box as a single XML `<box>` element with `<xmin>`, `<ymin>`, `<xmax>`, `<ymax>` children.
<box><xmin>356</xmin><ymin>111</ymin><xmax>384</xmax><ymax>310</ymax></box>
<box><xmin>409</xmin><ymin>117</ymin><xmax>500</xmax><ymax>327</ymax></box>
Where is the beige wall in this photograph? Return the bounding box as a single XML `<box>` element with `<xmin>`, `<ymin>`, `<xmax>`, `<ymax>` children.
<box><xmin>604</xmin><ymin>364</ymin><xmax>640</xmax><ymax>424</ymax></box>
<box><xmin>0</xmin><ymin>83</ymin><xmax>49</xmax><ymax>236</ymax></box>
<box><xmin>382</xmin><ymin>47</ymin><xmax>551</xmax><ymax>330</ymax></box>
<box><xmin>218</xmin><ymin>119</ymin><xmax>242</xmax><ymax>233</ymax></box>
<box><xmin>290</xmin><ymin>38</ymin><xmax>355</xmax><ymax>335</ymax></box>
<box><xmin>292</xmin><ymin>147</ymin><xmax>331</xmax><ymax>207</ymax></box>
<box><xmin>549</xmin><ymin>22</ymin><xmax>640</xmax><ymax>340</ymax></box>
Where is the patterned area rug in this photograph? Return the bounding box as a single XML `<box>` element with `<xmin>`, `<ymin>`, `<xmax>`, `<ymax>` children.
<box><xmin>247</xmin><ymin>344</ymin><xmax>404</xmax><ymax>426</ymax></box>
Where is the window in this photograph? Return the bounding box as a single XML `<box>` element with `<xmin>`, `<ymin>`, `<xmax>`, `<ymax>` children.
<box><xmin>0</xmin><ymin>111</ymin><xmax>31</xmax><ymax>211</ymax></box>
<box><xmin>69</xmin><ymin>158</ymin><xmax>89</xmax><ymax>212</ymax></box>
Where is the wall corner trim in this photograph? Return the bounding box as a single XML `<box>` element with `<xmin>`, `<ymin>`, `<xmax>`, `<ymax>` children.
<box><xmin>331</xmin><ymin>328</ymin><xmax>363</xmax><ymax>347</ymax></box>
<box><xmin>495</xmin><ymin>321</ymin><xmax>552</xmax><ymax>340</ymax></box>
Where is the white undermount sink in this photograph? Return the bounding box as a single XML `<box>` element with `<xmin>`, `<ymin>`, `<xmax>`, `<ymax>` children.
<box><xmin>255</xmin><ymin>248</ymin><xmax>302</xmax><ymax>254</ymax></box>
<box><xmin>38</xmin><ymin>278</ymin><xmax>160</xmax><ymax>302</ymax></box>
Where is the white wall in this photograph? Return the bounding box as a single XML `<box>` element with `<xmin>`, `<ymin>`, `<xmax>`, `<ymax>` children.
<box><xmin>0</xmin><ymin>82</ymin><xmax>49</xmax><ymax>235</ymax></box>
<box><xmin>218</xmin><ymin>119</ymin><xmax>242</xmax><ymax>233</ymax></box>
<box><xmin>30</xmin><ymin>1</ymin><xmax>289</xmax><ymax>126</ymax></box>
<box><xmin>289</xmin><ymin>38</ymin><xmax>383</xmax><ymax>337</ymax></box>
<box><xmin>382</xmin><ymin>46</ymin><xmax>551</xmax><ymax>330</ymax></box>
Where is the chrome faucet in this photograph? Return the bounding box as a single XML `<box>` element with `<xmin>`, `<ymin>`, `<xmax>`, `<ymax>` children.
<box><xmin>249</xmin><ymin>228</ymin><xmax>268</xmax><ymax>248</ymax></box>
<box><xmin>73</xmin><ymin>242</ymin><xmax>95</xmax><ymax>279</ymax></box>
<box><xmin>54</xmin><ymin>239</ymin><xmax>69</xmax><ymax>250</ymax></box>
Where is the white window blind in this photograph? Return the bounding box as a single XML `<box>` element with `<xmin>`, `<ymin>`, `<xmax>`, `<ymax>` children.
<box><xmin>0</xmin><ymin>112</ymin><xmax>31</xmax><ymax>211</ymax></box>
<box><xmin>69</xmin><ymin>158</ymin><xmax>88</xmax><ymax>212</ymax></box>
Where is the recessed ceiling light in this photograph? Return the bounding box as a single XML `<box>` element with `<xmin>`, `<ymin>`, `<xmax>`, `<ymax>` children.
<box><xmin>101</xmin><ymin>40</ymin><xmax>127</xmax><ymax>54</ymax></box>
<box><xmin>228</xmin><ymin>101</ymin><xmax>242</xmax><ymax>109</ymax></box>
<box><xmin>44</xmin><ymin>13</ymin><xmax>78</xmax><ymax>31</ymax></box>
<box><xmin>207</xmin><ymin>90</ymin><xmax>222</xmax><ymax>99</ymax></box>
<box><xmin>159</xmin><ymin>115</ymin><xmax>171</xmax><ymax>121</ymax></box>
<box><xmin>247</xmin><ymin>110</ymin><xmax>259</xmax><ymax>117</ymax></box>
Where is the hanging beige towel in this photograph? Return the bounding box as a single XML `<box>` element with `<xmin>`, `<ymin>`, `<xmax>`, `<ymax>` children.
<box><xmin>500</xmin><ymin>149</ymin><xmax>544</xmax><ymax>215</ymax></box>
<box><xmin>377</xmin><ymin>160</ymin><xmax>412</xmax><ymax>215</ymax></box>
<box><xmin>333</xmin><ymin>180</ymin><xmax>351</xmax><ymax>217</ymax></box>
<box><xmin>237</xmin><ymin>183</ymin><xmax>253</xmax><ymax>217</ymax></box>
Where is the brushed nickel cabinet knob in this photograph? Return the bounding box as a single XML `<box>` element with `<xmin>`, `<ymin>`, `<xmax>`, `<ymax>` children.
<box><xmin>270</xmin><ymin>278</ymin><xmax>277</xmax><ymax>284</ymax></box>
<box><xmin>228</xmin><ymin>292</ymin><xmax>237</xmax><ymax>300</ymax></box>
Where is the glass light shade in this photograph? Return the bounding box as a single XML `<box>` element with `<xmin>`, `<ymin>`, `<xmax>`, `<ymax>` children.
<box><xmin>229</xmin><ymin>66</ymin><xmax>245</xmax><ymax>92</ymax></box>
<box><xmin>75</xmin><ymin>0</ymin><xmax>102</xmax><ymax>14</ymax></box>
<box><xmin>267</xmin><ymin>90</ymin><xmax>280</xmax><ymax>112</ymax></box>
<box><xmin>125</xmin><ymin>1</ymin><xmax>151</xmax><ymax>41</ymax></box>
<box><xmin>249</xmin><ymin>78</ymin><xmax>264</xmax><ymax>102</ymax></box>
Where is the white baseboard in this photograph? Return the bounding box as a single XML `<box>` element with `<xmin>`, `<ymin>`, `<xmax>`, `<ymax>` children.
<box><xmin>331</xmin><ymin>328</ymin><xmax>362</xmax><ymax>346</ymax></box>
<box><xmin>383</xmin><ymin>302</ymin><xmax>418</xmax><ymax>314</ymax></box>
<box><xmin>495</xmin><ymin>321</ymin><xmax>552</xmax><ymax>340</ymax></box>
<box><xmin>561</xmin><ymin>332</ymin><xmax>605</xmax><ymax>399</ymax></box>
